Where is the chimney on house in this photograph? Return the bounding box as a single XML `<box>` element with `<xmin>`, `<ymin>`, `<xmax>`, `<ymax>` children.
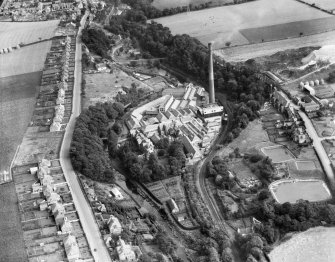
<box><xmin>208</xmin><ymin>42</ymin><xmax>215</xmax><ymax>104</ymax></box>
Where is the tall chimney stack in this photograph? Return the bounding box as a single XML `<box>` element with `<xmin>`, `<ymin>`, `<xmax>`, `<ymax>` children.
<box><xmin>208</xmin><ymin>42</ymin><xmax>215</xmax><ymax>104</ymax></box>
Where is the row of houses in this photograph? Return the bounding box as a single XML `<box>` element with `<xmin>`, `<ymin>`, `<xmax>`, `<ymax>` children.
<box><xmin>33</xmin><ymin>159</ymin><xmax>81</xmax><ymax>262</ymax></box>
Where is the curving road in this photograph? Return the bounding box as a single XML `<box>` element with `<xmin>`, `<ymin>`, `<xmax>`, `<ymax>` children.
<box><xmin>298</xmin><ymin>111</ymin><xmax>335</xmax><ymax>190</ymax></box>
<box><xmin>59</xmin><ymin>12</ymin><xmax>112</xmax><ymax>262</ymax></box>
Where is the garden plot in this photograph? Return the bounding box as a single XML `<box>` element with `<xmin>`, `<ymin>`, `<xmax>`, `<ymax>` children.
<box><xmin>154</xmin><ymin>0</ymin><xmax>331</xmax><ymax>48</ymax></box>
<box><xmin>311</xmin><ymin>117</ymin><xmax>335</xmax><ymax>137</ymax></box>
<box><xmin>146</xmin><ymin>176</ymin><xmax>186</xmax><ymax>203</ymax></box>
<box><xmin>0</xmin><ymin>20</ymin><xmax>59</xmax><ymax>49</ymax></box>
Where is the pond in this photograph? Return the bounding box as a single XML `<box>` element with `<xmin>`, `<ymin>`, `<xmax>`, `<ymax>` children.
<box><xmin>269</xmin><ymin>179</ymin><xmax>332</xmax><ymax>204</ymax></box>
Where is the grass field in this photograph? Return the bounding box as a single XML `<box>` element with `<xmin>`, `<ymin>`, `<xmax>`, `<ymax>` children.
<box><xmin>13</xmin><ymin>131</ymin><xmax>64</xmax><ymax>166</ymax></box>
<box><xmin>0</xmin><ymin>72</ymin><xmax>41</xmax><ymax>174</ymax></box>
<box><xmin>154</xmin><ymin>0</ymin><xmax>331</xmax><ymax>48</ymax></box>
<box><xmin>152</xmin><ymin>0</ymin><xmax>234</xmax><ymax>10</ymax></box>
<box><xmin>0</xmin><ymin>20</ymin><xmax>59</xmax><ymax>49</ymax></box>
<box><xmin>83</xmin><ymin>69</ymin><xmax>153</xmax><ymax>108</ymax></box>
<box><xmin>0</xmin><ymin>182</ymin><xmax>27</xmax><ymax>262</ymax></box>
<box><xmin>240</xmin><ymin>16</ymin><xmax>335</xmax><ymax>44</ymax></box>
<box><xmin>0</xmin><ymin>41</ymin><xmax>52</xmax><ymax>78</ymax></box>
<box><xmin>302</xmin><ymin>0</ymin><xmax>335</xmax><ymax>11</ymax></box>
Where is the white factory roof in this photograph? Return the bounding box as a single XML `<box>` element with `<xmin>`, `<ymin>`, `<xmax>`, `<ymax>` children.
<box><xmin>198</xmin><ymin>103</ymin><xmax>224</xmax><ymax>115</ymax></box>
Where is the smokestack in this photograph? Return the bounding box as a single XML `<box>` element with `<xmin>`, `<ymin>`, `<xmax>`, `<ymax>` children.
<box><xmin>208</xmin><ymin>42</ymin><xmax>215</xmax><ymax>104</ymax></box>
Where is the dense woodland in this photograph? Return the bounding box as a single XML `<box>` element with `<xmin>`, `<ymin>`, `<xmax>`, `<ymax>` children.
<box><xmin>70</xmin><ymin>102</ymin><xmax>125</xmax><ymax>182</ymax></box>
<box><xmin>117</xmin><ymin>138</ymin><xmax>186</xmax><ymax>183</ymax></box>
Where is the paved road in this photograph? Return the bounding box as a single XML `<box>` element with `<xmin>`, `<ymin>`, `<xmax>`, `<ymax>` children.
<box><xmin>298</xmin><ymin>111</ymin><xmax>335</xmax><ymax>190</ymax></box>
<box><xmin>59</xmin><ymin>13</ymin><xmax>112</xmax><ymax>262</ymax></box>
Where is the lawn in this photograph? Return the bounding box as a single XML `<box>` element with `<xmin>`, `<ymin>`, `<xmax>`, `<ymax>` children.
<box><xmin>0</xmin><ymin>20</ymin><xmax>59</xmax><ymax>49</ymax></box>
<box><xmin>154</xmin><ymin>0</ymin><xmax>331</xmax><ymax>48</ymax></box>
<box><xmin>0</xmin><ymin>72</ymin><xmax>41</xmax><ymax>174</ymax></box>
<box><xmin>0</xmin><ymin>182</ymin><xmax>27</xmax><ymax>262</ymax></box>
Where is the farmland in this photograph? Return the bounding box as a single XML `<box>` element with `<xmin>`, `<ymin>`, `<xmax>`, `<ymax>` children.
<box><xmin>0</xmin><ymin>72</ymin><xmax>41</xmax><ymax>174</ymax></box>
<box><xmin>240</xmin><ymin>16</ymin><xmax>335</xmax><ymax>44</ymax></box>
<box><xmin>302</xmin><ymin>0</ymin><xmax>335</xmax><ymax>12</ymax></box>
<box><xmin>0</xmin><ymin>20</ymin><xmax>59</xmax><ymax>49</ymax></box>
<box><xmin>154</xmin><ymin>0</ymin><xmax>331</xmax><ymax>48</ymax></box>
<box><xmin>152</xmin><ymin>0</ymin><xmax>234</xmax><ymax>10</ymax></box>
<box><xmin>215</xmin><ymin>29</ymin><xmax>335</xmax><ymax>62</ymax></box>
<box><xmin>0</xmin><ymin>41</ymin><xmax>52</xmax><ymax>78</ymax></box>
<box><xmin>0</xmin><ymin>182</ymin><xmax>27</xmax><ymax>262</ymax></box>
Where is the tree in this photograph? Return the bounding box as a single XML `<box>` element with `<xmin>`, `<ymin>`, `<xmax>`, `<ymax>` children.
<box><xmin>328</xmin><ymin>71</ymin><xmax>335</xmax><ymax>83</ymax></box>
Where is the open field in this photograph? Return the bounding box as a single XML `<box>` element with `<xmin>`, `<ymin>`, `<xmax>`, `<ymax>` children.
<box><xmin>302</xmin><ymin>0</ymin><xmax>335</xmax><ymax>12</ymax></box>
<box><xmin>0</xmin><ymin>41</ymin><xmax>52</xmax><ymax>78</ymax></box>
<box><xmin>215</xmin><ymin>30</ymin><xmax>335</xmax><ymax>62</ymax></box>
<box><xmin>240</xmin><ymin>17</ymin><xmax>335</xmax><ymax>44</ymax></box>
<box><xmin>0</xmin><ymin>20</ymin><xmax>59</xmax><ymax>49</ymax></box>
<box><xmin>152</xmin><ymin>0</ymin><xmax>234</xmax><ymax>9</ymax></box>
<box><xmin>270</xmin><ymin>226</ymin><xmax>335</xmax><ymax>262</ymax></box>
<box><xmin>0</xmin><ymin>72</ymin><xmax>41</xmax><ymax>173</ymax></box>
<box><xmin>0</xmin><ymin>182</ymin><xmax>27</xmax><ymax>262</ymax></box>
<box><xmin>262</xmin><ymin>145</ymin><xmax>295</xmax><ymax>163</ymax></box>
<box><xmin>154</xmin><ymin>0</ymin><xmax>331</xmax><ymax>48</ymax></box>
<box><xmin>13</xmin><ymin>130</ymin><xmax>63</xmax><ymax>166</ymax></box>
<box><xmin>217</xmin><ymin>119</ymin><xmax>270</xmax><ymax>157</ymax></box>
<box><xmin>83</xmin><ymin>69</ymin><xmax>153</xmax><ymax>108</ymax></box>
<box><xmin>270</xmin><ymin>179</ymin><xmax>331</xmax><ymax>203</ymax></box>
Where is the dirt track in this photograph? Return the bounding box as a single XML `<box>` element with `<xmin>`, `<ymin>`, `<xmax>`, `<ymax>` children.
<box><xmin>215</xmin><ymin>30</ymin><xmax>335</xmax><ymax>62</ymax></box>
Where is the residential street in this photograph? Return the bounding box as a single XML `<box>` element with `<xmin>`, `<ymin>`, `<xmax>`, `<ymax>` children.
<box><xmin>59</xmin><ymin>12</ymin><xmax>112</xmax><ymax>262</ymax></box>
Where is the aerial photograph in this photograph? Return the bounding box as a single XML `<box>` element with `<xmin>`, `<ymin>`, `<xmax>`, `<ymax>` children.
<box><xmin>1</xmin><ymin>0</ymin><xmax>335</xmax><ymax>261</ymax></box>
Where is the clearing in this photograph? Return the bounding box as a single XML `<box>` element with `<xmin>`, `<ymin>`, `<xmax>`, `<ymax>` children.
<box><xmin>0</xmin><ymin>72</ymin><xmax>41</xmax><ymax>173</ymax></box>
<box><xmin>154</xmin><ymin>0</ymin><xmax>331</xmax><ymax>48</ymax></box>
<box><xmin>0</xmin><ymin>20</ymin><xmax>59</xmax><ymax>49</ymax></box>
<box><xmin>0</xmin><ymin>182</ymin><xmax>27</xmax><ymax>262</ymax></box>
